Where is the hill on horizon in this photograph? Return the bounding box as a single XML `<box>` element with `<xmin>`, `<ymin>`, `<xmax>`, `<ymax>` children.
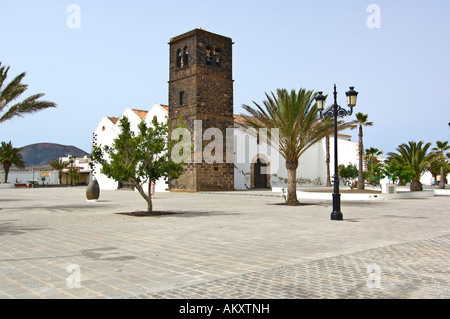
<box><xmin>19</xmin><ymin>143</ymin><xmax>89</xmax><ymax>168</ymax></box>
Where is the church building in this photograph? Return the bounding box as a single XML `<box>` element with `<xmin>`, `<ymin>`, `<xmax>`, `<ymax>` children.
<box><xmin>92</xmin><ymin>29</ymin><xmax>359</xmax><ymax>192</ymax></box>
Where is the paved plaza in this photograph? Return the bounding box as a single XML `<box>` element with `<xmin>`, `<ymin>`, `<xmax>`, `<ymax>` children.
<box><xmin>0</xmin><ymin>187</ymin><xmax>449</xmax><ymax>299</ymax></box>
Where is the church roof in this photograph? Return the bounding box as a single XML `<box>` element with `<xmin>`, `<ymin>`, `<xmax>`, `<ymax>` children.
<box><xmin>104</xmin><ymin>106</ymin><xmax>352</xmax><ymax>140</ymax></box>
<box><xmin>233</xmin><ymin>114</ymin><xmax>249</xmax><ymax>126</ymax></box>
<box><xmin>132</xmin><ymin>109</ymin><xmax>149</xmax><ymax>119</ymax></box>
<box><xmin>107</xmin><ymin>117</ymin><xmax>119</xmax><ymax>124</ymax></box>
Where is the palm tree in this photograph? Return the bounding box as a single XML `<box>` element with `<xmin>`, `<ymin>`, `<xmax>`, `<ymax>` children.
<box><xmin>0</xmin><ymin>141</ymin><xmax>25</xmax><ymax>183</ymax></box>
<box><xmin>365</xmin><ymin>147</ymin><xmax>383</xmax><ymax>171</ymax></box>
<box><xmin>387</xmin><ymin>141</ymin><xmax>434</xmax><ymax>191</ymax></box>
<box><xmin>68</xmin><ymin>168</ymin><xmax>79</xmax><ymax>186</ymax></box>
<box><xmin>0</xmin><ymin>62</ymin><xmax>56</xmax><ymax>124</ymax></box>
<box><xmin>365</xmin><ymin>147</ymin><xmax>384</xmax><ymax>185</ymax></box>
<box><xmin>241</xmin><ymin>88</ymin><xmax>354</xmax><ymax>204</ymax></box>
<box><xmin>49</xmin><ymin>158</ymin><xmax>69</xmax><ymax>185</ymax></box>
<box><xmin>350</xmin><ymin>113</ymin><xmax>373</xmax><ymax>190</ymax></box>
<box><xmin>431</xmin><ymin>141</ymin><xmax>450</xmax><ymax>189</ymax></box>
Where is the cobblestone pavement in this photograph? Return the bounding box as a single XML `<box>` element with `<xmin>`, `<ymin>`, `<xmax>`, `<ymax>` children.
<box><xmin>144</xmin><ymin>235</ymin><xmax>450</xmax><ymax>299</ymax></box>
<box><xmin>0</xmin><ymin>187</ymin><xmax>449</xmax><ymax>299</ymax></box>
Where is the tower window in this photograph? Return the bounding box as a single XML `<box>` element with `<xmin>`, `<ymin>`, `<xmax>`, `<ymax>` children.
<box><xmin>176</xmin><ymin>49</ymin><xmax>182</xmax><ymax>69</ymax></box>
<box><xmin>179</xmin><ymin>91</ymin><xmax>185</xmax><ymax>106</ymax></box>
<box><xmin>183</xmin><ymin>46</ymin><xmax>189</xmax><ymax>67</ymax></box>
<box><xmin>214</xmin><ymin>49</ymin><xmax>222</xmax><ymax>66</ymax></box>
<box><xmin>206</xmin><ymin>47</ymin><xmax>212</xmax><ymax>65</ymax></box>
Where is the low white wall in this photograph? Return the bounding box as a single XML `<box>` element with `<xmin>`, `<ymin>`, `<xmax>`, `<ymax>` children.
<box><xmin>0</xmin><ymin>171</ymin><xmax>59</xmax><ymax>185</ymax></box>
<box><xmin>272</xmin><ymin>187</ymin><xmax>436</xmax><ymax>201</ymax></box>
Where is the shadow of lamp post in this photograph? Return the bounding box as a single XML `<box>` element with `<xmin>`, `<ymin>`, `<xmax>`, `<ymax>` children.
<box><xmin>315</xmin><ymin>85</ymin><xmax>358</xmax><ymax>221</ymax></box>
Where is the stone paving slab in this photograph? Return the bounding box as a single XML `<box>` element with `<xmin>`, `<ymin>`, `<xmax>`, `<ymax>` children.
<box><xmin>0</xmin><ymin>187</ymin><xmax>449</xmax><ymax>299</ymax></box>
<box><xmin>143</xmin><ymin>235</ymin><xmax>450</xmax><ymax>299</ymax></box>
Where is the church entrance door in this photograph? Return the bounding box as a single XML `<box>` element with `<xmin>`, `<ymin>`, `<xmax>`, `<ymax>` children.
<box><xmin>254</xmin><ymin>158</ymin><xmax>267</xmax><ymax>189</ymax></box>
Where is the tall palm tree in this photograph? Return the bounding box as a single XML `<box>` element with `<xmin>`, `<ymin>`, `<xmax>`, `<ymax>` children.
<box><xmin>0</xmin><ymin>141</ymin><xmax>25</xmax><ymax>183</ymax></box>
<box><xmin>387</xmin><ymin>141</ymin><xmax>434</xmax><ymax>191</ymax></box>
<box><xmin>241</xmin><ymin>88</ymin><xmax>354</xmax><ymax>204</ymax></box>
<box><xmin>0</xmin><ymin>62</ymin><xmax>56</xmax><ymax>124</ymax></box>
<box><xmin>49</xmin><ymin>158</ymin><xmax>69</xmax><ymax>185</ymax></box>
<box><xmin>432</xmin><ymin>141</ymin><xmax>450</xmax><ymax>189</ymax></box>
<box><xmin>350</xmin><ymin>113</ymin><xmax>373</xmax><ymax>190</ymax></box>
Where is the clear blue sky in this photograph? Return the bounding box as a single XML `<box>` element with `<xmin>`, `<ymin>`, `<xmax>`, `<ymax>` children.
<box><xmin>1</xmin><ymin>0</ymin><xmax>449</xmax><ymax>155</ymax></box>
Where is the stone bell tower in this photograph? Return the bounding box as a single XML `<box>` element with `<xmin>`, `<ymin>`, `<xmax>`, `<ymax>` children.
<box><xmin>168</xmin><ymin>29</ymin><xmax>234</xmax><ymax>192</ymax></box>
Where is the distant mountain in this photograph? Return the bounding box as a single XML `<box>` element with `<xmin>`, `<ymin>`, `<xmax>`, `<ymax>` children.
<box><xmin>19</xmin><ymin>143</ymin><xmax>89</xmax><ymax>168</ymax></box>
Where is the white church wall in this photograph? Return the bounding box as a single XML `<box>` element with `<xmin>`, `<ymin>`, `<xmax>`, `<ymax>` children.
<box><xmin>145</xmin><ymin>103</ymin><xmax>169</xmax><ymax>125</ymax></box>
<box><xmin>326</xmin><ymin>136</ymin><xmax>359</xmax><ymax>171</ymax></box>
<box><xmin>94</xmin><ymin>104</ymin><xmax>359</xmax><ymax>192</ymax></box>
<box><xmin>93</xmin><ymin>117</ymin><xmax>120</xmax><ymax>190</ymax></box>
<box><xmin>93</xmin><ymin>105</ymin><xmax>170</xmax><ymax>192</ymax></box>
<box><xmin>232</xmin><ymin>128</ymin><xmax>343</xmax><ymax>190</ymax></box>
<box><xmin>121</xmin><ymin>108</ymin><xmax>145</xmax><ymax>133</ymax></box>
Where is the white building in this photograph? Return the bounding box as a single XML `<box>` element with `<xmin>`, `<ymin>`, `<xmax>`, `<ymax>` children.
<box><xmin>59</xmin><ymin>155</ymin><xmax>92</xmax><ymax>185</ymax></box>
<box><xmin>93</xmin><ymin>103</ymin><xmax>359</xmax><ymax>192</ymax></box>
<box><xmin>93</xmin><ymin>104</ymin><xmax>170</xmax><ymax>192</ymax></box>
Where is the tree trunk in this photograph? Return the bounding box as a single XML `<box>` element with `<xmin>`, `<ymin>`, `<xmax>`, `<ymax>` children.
<box><xmin>134</xmin><ymin>182</ymin><xmax>153</xmax><ymax>212</ymax></box>
<box><xmin>357</xmin><ymin>125</ymin><xmax>364</xmax><ymax>190</ymax></box>
<box><xmin>410</xmin><ymin>180</ymin><xmax>423</xmax><ymax>192</ymax></box>
<box><xmin>3</xmin><ymin>163</ymin><xmax>11</xmax><ymax>183</ymax></box>
<box><xmin>286</xmin><ymin>160</ymin><xmax>299</xmax><ymax>204</ymax></box>
<box><xmin>439</xmin><ymin>166</ymin><xmax>446</xmax><ymax>189</ymax></box>
<box><xmin>325</xmin><ymin>136</ymin><xmax>331</xmax><ymax>187</ymax></box>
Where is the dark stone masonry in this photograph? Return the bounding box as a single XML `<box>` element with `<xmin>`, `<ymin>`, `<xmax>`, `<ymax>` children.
<box><xmin>168</xmin><ymin>29</ymin><xmax>235</xmax><ymax>192</ymax></box>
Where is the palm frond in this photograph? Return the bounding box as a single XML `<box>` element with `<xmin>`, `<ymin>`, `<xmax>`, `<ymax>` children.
<box><xmin>0</xmin><ymin>63</ymin><xmax>11</xmax><ymax>92</ymax></box>
<box><xmin>0</xmin><ymin>62</ymin><xmax>57</xmax><ymax>123</ymax></box>
<box><xmin>387</xmin><ymin>141</ymin><xmax>433</xmax><ymax>180</ymax></box>
<box><xmin>0</xmin><ymin>93</ymin><xmax>56</xmax><ymax>123</ymax></box>
<box><xmin>240</xmin><ymin>88</ymin><xmax>355</xmax><ymax>163</ymax></box>
<box><xmin>0</xmin><ymin>72</ymin><xmax>28</xmax><ymax>104</ymax></box>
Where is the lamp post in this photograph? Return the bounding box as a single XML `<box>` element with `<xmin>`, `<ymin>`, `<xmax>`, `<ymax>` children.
<box><xmin>315</xmin><ymin>84</ymin><xmax>358</xmax><ymax>220</ymax></box>
<box><xmin>68</xmin><ymin>154</ymin><xmax>74</xmax><ymax>186</ymax></box>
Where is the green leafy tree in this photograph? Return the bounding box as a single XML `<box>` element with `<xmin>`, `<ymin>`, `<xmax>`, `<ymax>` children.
<box><xmin>383</xmin><ymin>159</ymin><xmax>415</xmax><ymax>185</ymax></box>
<box><xmin>431</xmin><ymin>141</ymin><xmax>450</xmax><ymax>189</ymax></box>
<box><xmin>387</xmin><ymin>141</ymin><xmax>435</xmax><ymax>191</ymax></box>
<box><xmin>368</xmin><ymin>162</ymin><xmax>386</xmax><ymax>186</ymax></box>
<box><xmin>0</xmin><ymin>62</ymin><xmax>56</xmax><ymax>124</ymax></box>
<box><xmin>91</xmin><ymin>116</ymin><xmax>184</xmax><ymax>212</ymax></box>
<box><xmin>338</xmin><ymin>163</ymin><xmax>358</xmax><ymax>188</ymax></box>
<box><xmin>0</xmin><ymin>141</ymin><xmax>25</xmax><ymax>183</ymax></box>
<box><xmin>241</xmin><ymin>88</ymin><xmax>355</xmax><ymax>204</ymax></box>
<box><xmin>350</xmin><ymin>113</ymin><xmax>373</xmax><ymax>190</ymax></box>
<box><xmin>49</xmin><ymin>158</ymin><xmax>69</xmax><ymax>185</ymax></box>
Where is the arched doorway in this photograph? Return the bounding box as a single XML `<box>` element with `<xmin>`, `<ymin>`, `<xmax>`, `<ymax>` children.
<box><xmin>254</xmin><ymin>159</ymin><xmax>267</xmax><ymax>188</ymax></box>
<box><xmin>251</xmin><ymin>156</ymin><xmax>271</xmax><ymax>189</ymax></box>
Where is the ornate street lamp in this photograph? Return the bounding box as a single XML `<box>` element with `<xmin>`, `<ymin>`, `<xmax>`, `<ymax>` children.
<box><xmin>316</xmin><ymin>84</ymin><xmax>358</xmax><ymax>220</ymax></box>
